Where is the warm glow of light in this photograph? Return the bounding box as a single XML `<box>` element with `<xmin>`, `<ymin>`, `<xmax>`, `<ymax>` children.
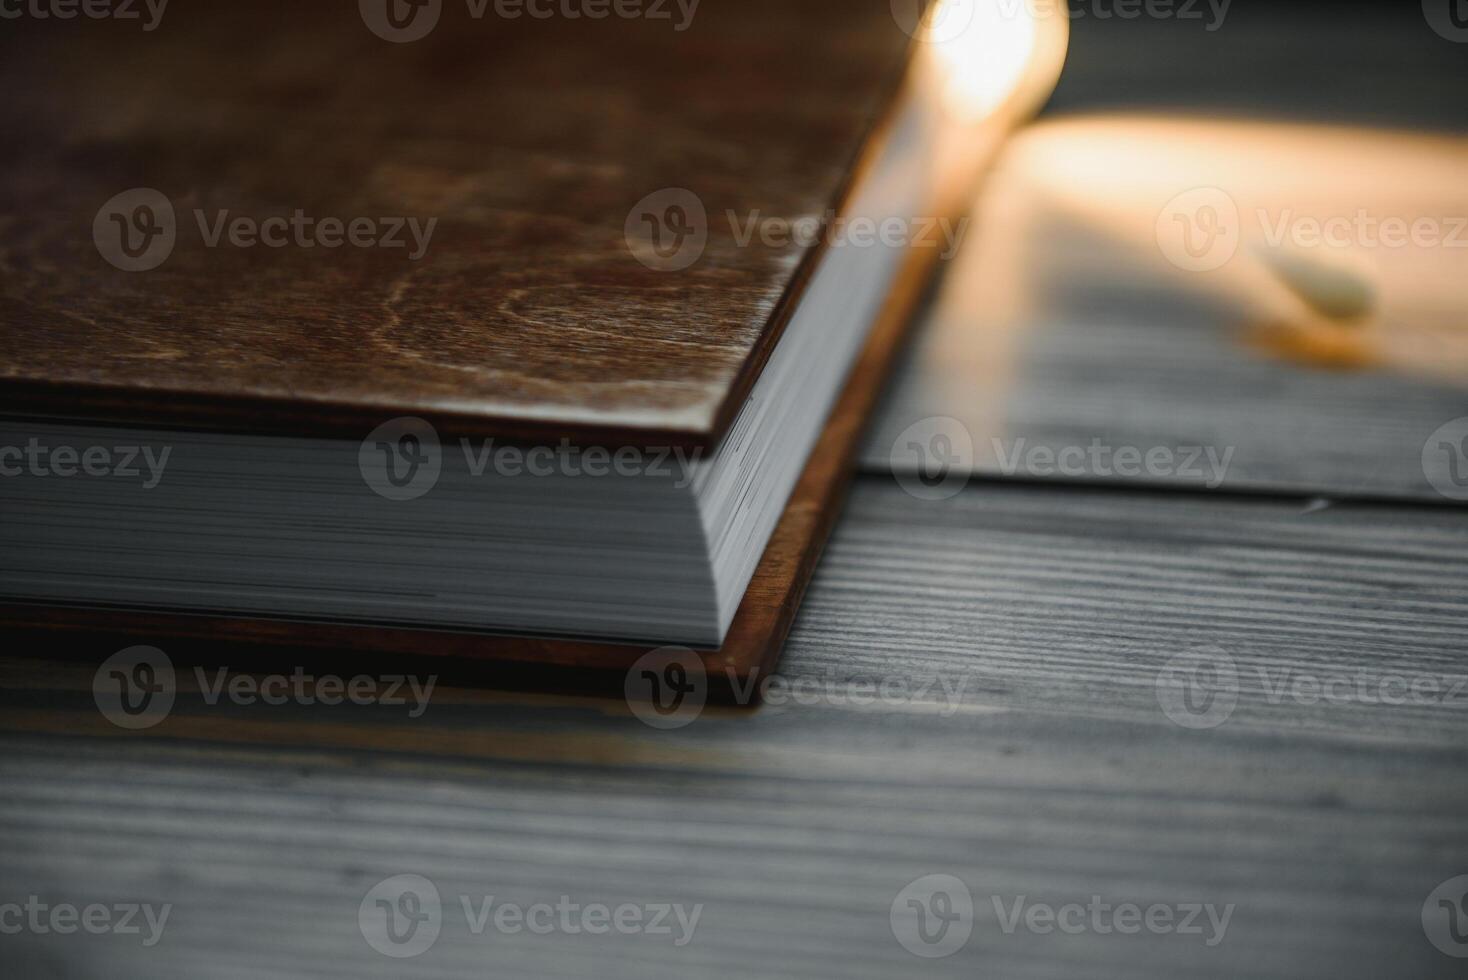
<box><xmin>914</xmin><ymin>0</ymin><xmax>1067</xmax><ymax>124</ymax></box>
<box><xmin>903</xmin><ymin>0</ymin><xmax>1069</xmax><ymax>229</ymax></box>
<box><xmin>959</xmin><ymin>115</ymin><xmax>1468</xmax><ymax>383</ymax></box>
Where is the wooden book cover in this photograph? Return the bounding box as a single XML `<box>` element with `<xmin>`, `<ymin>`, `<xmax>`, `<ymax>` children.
<box><xmin>0</xmin><ymin>0</ymin><xmax>1067</xmax><ymax>696</ymax></box>
<box><xmin>0</xmin><ymin>0</ymin><xmax>917</xmax><ymax>446</ymax></box>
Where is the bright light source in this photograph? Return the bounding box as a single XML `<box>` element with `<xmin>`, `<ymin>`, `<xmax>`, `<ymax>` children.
<box><xmin>926</xmin><ymin>0</ymin><xmax>1043</xmax><ymax>122</ymax></box>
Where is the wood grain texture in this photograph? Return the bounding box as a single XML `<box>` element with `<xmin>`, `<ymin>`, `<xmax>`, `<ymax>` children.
<box><xmin>862</xmin><ymin>3</ymin><xmax>1468</xmax><ymax>500</ymax></box>
<box><xmin>0</xmin><ymin>0</ymin><xmax>913</xmax><ymax>445</ymax></box>
<box><xmin>861</xmin><ymin>205</ymin><xmax>1468</xmax><ymax>499</ymax></box>
<box><xmin>0</xmin><ymin>480</ymin><xmax>1464</xmax><ymax>979</ymax></box>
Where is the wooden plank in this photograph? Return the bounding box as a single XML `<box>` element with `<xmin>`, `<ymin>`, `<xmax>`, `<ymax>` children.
<box><xmin>860</xmin><ymin>128</ymin><xmax>1468</xmax><ymax>500</ymax></box>
<box><xmin>1048</xmin><ymin>5</ymin><xmax>1468</xmax><ymax>131</ymax></box>
<box><xmin>861</xmin><ymin>5</ymin><xmax>1468</xmax><ymax>501</ymax></box>
<box><xmin>1</xmin><ymin>480</ymin><xmax>1464</xmax><ymax>979</ymax></box>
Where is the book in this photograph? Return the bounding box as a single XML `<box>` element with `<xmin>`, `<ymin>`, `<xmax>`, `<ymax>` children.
<box><xmin>0</xmin><ymin>0</ymin><xmax>1065</xmax><ymax>683</ymax></box>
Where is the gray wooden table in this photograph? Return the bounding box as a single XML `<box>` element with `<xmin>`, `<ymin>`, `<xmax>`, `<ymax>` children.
<box><xmin>2</xmin><ymin>6</ymin><xmax>1466</xmax><ymax>979</ymax></box>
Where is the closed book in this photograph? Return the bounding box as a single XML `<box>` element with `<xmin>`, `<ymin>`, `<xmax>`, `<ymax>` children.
<box><xmin>0</xmin><ymin>0</ymin><xmax>1065</xmax><ymax>689</ymax></box>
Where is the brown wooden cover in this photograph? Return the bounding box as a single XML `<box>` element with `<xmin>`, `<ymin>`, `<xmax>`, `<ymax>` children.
<box><xmin>0</xmin><ymin>0</ymin><xmax>915</xmax><ymax>448</ymax></box>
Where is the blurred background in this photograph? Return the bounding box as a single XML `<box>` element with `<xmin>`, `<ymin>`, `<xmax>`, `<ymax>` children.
<box><xmin>872</xmin><ymin>0</ymin><xmax>1468</xmax><ymax>500</ymax></box>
